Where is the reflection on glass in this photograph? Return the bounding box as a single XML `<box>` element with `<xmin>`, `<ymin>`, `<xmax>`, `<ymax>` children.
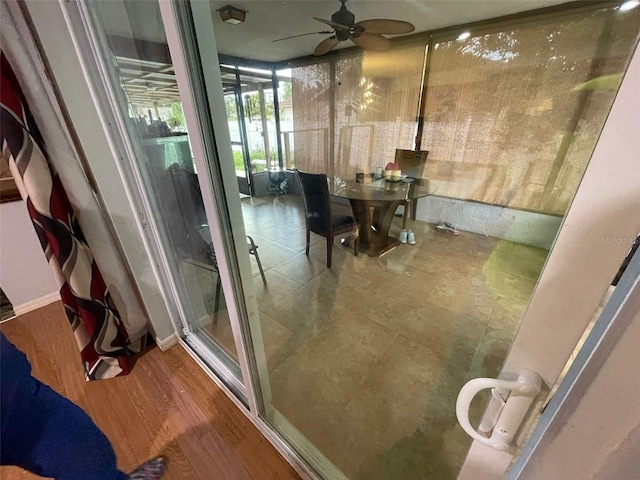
<box><xmin>92</xmin><ymin>0</ymin><xmax>241</xmax><ymax>369</ymax></box>
<box><xmin>211</xmin><ymin>2</ymin><xmax>640</xmax><ymax>479</ymax></box>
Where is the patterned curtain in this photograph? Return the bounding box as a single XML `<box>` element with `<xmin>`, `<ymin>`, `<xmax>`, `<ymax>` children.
<box><xmin>1</xmin><ymin>53</ymin><xmax>149</xmax><ymax>380</ymax></box>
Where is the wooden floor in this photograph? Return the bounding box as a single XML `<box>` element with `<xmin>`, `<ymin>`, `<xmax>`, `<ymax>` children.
<box><xmin>0</xmin><ymin>302</ymin><xmax>300</xmax><ymax>480</ymax></box>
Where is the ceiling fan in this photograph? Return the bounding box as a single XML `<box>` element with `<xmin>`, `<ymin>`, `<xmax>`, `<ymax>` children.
<box><xmin>272</xmin><ymin>0</ymin><xmax>415</xmax><ymax>56</ymax></box>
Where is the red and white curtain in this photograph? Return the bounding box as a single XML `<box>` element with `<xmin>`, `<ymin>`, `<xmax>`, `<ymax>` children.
<box><xmin>1</xmin><ymin>52</ymin><xmax>149</xmax><ymax>380</ymax></box>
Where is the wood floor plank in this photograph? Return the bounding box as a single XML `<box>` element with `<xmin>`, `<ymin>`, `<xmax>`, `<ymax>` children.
<box><xmin>161</xmin><ymin>346</ymin><xmax>250</xmax><ymax>448</ymax></box>
<box><xmin>0</xmin><ymin>301</ymin><xmax>300</xmax><ymax>480</ymax></box>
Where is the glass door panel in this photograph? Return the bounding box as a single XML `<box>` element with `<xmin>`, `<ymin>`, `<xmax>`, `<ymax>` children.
<box><xmin>203</xmin><ymin>2</ymin><xmax>640</xmax><ymax>479</ymax></box>
<box><xmin>239</xmin><ymin>75</ymin><xmax>279</xmax><ymax>172</ymax></box>
<box><xmin>89</xmin><ymin>0</ymin><xmax>243</xmax><ymax>388</ymax></box>
<box><xmin>220</xmin><ymin>66</ymin><xmax>281</xmax><ymax>195</ymax></box>
<box><xmin>277</xmin><ymin>69</ymin><xmax>294</xmax><ymax>169</ymax></box>
<box><xmin>223</xmin><ymin>88</ymin><xmax>252</xmax><ymax>195</ymax></box>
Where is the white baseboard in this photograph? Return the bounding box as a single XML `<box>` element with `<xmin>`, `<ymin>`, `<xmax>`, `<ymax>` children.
<box><xmin>156</xmin><ymin>333</ymin><xmax>179</xmax><ymax>351</ymax></box>
<box><xmin>153</xmin><ymin>317</ymin><xmax>207</xmax><ymax>351</ymax></box>
<box><xmin>12</xmin><ymin>291</ymin><xmax>61</xmax><ymax>317</ymax></box>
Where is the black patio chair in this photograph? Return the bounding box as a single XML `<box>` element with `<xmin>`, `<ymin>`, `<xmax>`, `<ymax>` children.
<box><xmin>295</xmin><ymin>170</ymin><xmax>358</xmax><ymax>268</ymax></box>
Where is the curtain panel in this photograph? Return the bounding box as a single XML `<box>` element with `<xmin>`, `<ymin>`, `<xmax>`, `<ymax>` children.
<box><xmin>1</xmin><ymin>53</ymin><xmax>149</xmax><ymax>380</ymax></box>
<box><xmin>291</xmin><ymin>61</ymin><xmax>333</xmax><ymax>175</ymax></box>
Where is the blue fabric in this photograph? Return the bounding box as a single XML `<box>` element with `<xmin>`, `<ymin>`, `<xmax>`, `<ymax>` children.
<box><xmin>0</xmin><ymin>333</ymin><xmax>128</xmax><ymax>480</ymax></box>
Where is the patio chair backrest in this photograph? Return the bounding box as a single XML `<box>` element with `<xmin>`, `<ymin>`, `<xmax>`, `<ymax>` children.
<box><xmin>394</xmin><ymin>149</ymin><xmax>429</xmax><ymax>179</ymax></box>
<box><xmin>295</xmin><ymin>170</ymin><xmax>332</xmax><ymax>234</ymax></box>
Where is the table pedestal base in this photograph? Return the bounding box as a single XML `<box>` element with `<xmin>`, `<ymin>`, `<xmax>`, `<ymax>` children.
<box><xmin>345</xmin><ymin>198</ymin><xmax>402</xmax><ymax>257</ymax></box>
<box><xmin>341</xmin><ymin>235</ymin><xmax>399</xmax><ymax>257</ymax></box>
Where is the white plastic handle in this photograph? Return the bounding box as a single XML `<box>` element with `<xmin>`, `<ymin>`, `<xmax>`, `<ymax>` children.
<box><xmin>456</xmin><ymin>369</ymin><xmax>542</xmax><ymax>452</ymax></box>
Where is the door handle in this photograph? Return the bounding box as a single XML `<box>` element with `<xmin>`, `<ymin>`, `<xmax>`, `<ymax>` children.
<box><xmin>456</xmin><ymin>369</ymin><xmax>542</xmax><ymax>452</ymax></box>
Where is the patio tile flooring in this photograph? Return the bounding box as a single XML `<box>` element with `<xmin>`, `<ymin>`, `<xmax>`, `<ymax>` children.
<box><xmin>204</xmin><ymin>194</ymin><xmax>549</xmax><ymax>480</ymax></box>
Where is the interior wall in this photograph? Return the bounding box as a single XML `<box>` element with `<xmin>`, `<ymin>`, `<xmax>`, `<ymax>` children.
<box><xmin>0</xmin><ymin>201</ymin><xmax>58</xmax><ymax>310</ymax></box>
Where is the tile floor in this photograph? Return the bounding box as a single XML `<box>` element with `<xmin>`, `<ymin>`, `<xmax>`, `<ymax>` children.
<box><xmin>203</xmin><ymin>194</ymin><xmax>549</xmax><ymax>480</ymax></box>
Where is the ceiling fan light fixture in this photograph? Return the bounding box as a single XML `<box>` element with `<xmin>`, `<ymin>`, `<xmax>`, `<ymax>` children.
<box><xmin>217</xmin><ymin>5</ymin><xmax>247</xmax><ymax>25</ymax></box>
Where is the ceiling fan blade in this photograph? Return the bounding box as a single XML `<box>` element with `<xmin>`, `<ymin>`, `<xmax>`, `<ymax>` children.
<box><xmin>272</xmin><ymin>31</ymin><xmax>333</xmax><ymax>42</ymax></box>
<box><xmin>350</xmin><ymin>32</ymin><xmax>392</xmax><ymax>52</ymax></box>
<box><xmin>313</xmin><ymin>16</ymin><xmax>351</xmax><ymax>31</ymax></box>
<box><xmin>314</xmin><ymin>36</ymin><xmax>340</xmax><ymax>56</ymax></box>
<box><xmin>354</xmin><ymin>19</ymin><xmax>415</xmax><ymax>35</ymax></box>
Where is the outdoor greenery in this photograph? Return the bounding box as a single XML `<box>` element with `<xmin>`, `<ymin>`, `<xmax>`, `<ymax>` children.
<box><xmin>282</xmin><ymin>81</ymin><xmax>292</xmax><ymax>100</ymax></box>
<box><xmin>224</xmin><ymin>95</ymin><xmax>239</xmax><ymax>120</ymax></box>
<box><xmin>232</xmin><ymin>149</ymin><xmax>268</xmax><ymax>173</ymax></box>
<box><xmin>166</xmin><ymin>102</ymin><xmax>185</xmax><ymax>130</ymax></box>
<box><xmin>232</xmin><ymin>150</ymin><xmax>244</xmax><ymax>171</ymax></box>
<box><xmin>225</xmin><ymin>93</ymin><xmax>276</xmax><ymax>120</ymax></box>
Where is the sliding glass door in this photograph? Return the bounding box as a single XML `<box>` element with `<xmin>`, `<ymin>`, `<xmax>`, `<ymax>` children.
<box><xmin>85</xmin><ymin>0</ymin><xmax>248</xmax><ymax>395</ymax></box>
<box><xmin>196</xmin><ymin>2</ymin><xmax>640</xmax><ymax>480</ymax></box>
<box><xmin>63</xmin><ymin>1</ymin><xmax>640</xmax><ymax>479</ymax></box>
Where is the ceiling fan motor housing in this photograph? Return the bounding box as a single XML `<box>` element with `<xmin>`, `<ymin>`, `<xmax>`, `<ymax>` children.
<box><xmin>308</xmin><ymin>0</ymin><xmax>414</xmax><ymax>55</ymax></box>
<box><xmin>332</xmin><ymin>3</ymin><xmax>355</xmax><ymax>41</ymax></box>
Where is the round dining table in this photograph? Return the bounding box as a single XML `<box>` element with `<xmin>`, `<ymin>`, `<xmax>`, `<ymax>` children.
<box><xmin>328</xmin><ymin>175</ymin><xmax>432</xmax><ymax>257</ymax></box>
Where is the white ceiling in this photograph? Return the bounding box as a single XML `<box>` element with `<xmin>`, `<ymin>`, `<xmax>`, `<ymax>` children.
<box><xmin>208</xmin><ymin>0</ymin><xmax>573</xmax><ymax>62</ymax></box>
<box><xmin>98</xmin><ymin>0</ymin><xmax>575</xmax><ymax>64</ymax></box>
